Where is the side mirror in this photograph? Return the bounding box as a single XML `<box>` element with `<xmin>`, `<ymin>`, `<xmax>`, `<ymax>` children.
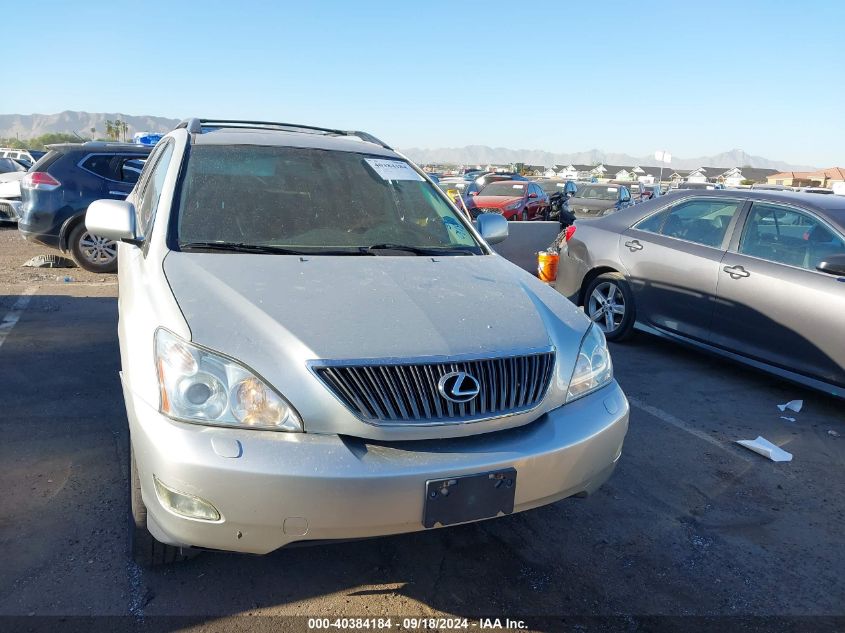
<box><xmin>528</xmin><ymin>192</ymin><xmax>538</xmax><ymax>199</ymax></box>
<box><xmin>476</xmin><ymin>213</ymin><xmax>509</xmax><ymax>245</ymax></box>
<box><xmin>86</xmin><ymin>199</ymin><xmax>138</xmax><ymax>242</ymax></box>
<box><xmin>816</xmin><ymin>254</ymin><xmax>845</xmax><ymax>277</ymax></box>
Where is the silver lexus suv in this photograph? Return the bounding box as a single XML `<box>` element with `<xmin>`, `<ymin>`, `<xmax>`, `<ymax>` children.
<box><xmin>86</xmin><ymin>119</ymin><xmax>629</xmax><ymax>566</ymax></box>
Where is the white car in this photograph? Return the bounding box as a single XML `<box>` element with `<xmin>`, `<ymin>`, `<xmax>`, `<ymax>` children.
<box><xmin>85</xmin><ymin>118</ymin><xmax>629</xmax><ymax>567</ymax></box>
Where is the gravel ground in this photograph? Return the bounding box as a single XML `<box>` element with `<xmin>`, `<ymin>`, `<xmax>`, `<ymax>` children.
<box><xmin>0</xmin><ymin>224</ymin><xmax>842</xmax><ymax>632</ymax></box>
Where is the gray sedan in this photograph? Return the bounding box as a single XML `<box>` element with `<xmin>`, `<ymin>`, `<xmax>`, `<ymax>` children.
<box><xmin>556</xmin><ymin>190</ymin><xmax>845</xmax><ymax>397</ymax></box>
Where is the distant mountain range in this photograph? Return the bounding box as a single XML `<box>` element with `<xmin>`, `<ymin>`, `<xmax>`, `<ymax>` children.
<box><xmin>0</xmin><ymin>111</ymin><xmax>179</xmax><ymax>141</ymax></box>
<box><xmin>0</xmin><ymin>111</ymin><xmax>815</xmax><ymax>171</ymax></box>
<box><xmin>401</xmin><ymin>146</ymin><xmax>817</xmax><ymax>172</ymax></box>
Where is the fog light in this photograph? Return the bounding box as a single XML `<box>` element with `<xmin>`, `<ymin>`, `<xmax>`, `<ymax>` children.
<box><xmin>153</xmin><ymin>476</ymin><xmax>221</xmax><ymax>521</ymax></box>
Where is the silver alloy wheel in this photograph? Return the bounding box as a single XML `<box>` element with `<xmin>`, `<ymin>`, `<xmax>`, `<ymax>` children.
<box><xmin>78</xmin><ymin>232</ymin><xmax>117</xmax><ymax>265</ymax></box>
<box><xmin>587</xmin><ymin>281</ymin><xmax>626</xmax><ymax>333</ymax></box>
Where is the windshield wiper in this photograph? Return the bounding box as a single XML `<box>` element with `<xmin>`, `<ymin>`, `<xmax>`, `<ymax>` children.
<box><xmin>180</xmin><ymin>242</ymin><xmax>309</xmax><ymax>255</ymax></box>
<box><xmin>365</xmin><ymin>243</ymin><xmax>474</xmax><ymax>256</ymax></box>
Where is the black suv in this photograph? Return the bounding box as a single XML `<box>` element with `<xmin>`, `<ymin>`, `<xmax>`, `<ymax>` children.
<box><xmin>18</xmin><ymin>142</ymin><xmax>151</xmax><ymax>272</ymax></box>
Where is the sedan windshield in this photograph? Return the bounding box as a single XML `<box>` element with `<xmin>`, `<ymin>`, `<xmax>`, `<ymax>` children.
<box><xmin>479</xmin><ymin>182</ymin><xmax>525</xmax><ymax>197</ymax></box>
<box><xmin>175</xmin><ymin>146</ymin><xmax>483</xmax><ymax>254</ymax></box>
<box><xmin>576</xmin><ymin>185</ymin><xmax>618</xmax><ymax>201</ymax></box>
<box><xmin>537</xmin><ymin>181</ymin><xmax>563</xmax><ymax>193</ymax></box>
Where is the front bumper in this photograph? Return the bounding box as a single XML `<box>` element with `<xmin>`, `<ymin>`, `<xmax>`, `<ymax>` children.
<box><xmin>125</xmin><ymin>379</ymin><xmax>629</xmax><ymax>555</ymax></box>
<box><xmin>0</xmin><ymin>199</ymin><xmax>20</xmax><ymax>222</ymax></box>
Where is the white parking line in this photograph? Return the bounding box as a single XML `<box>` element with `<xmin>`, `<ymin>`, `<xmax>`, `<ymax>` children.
<box><xmin>628</xmin><ymin>396</ymin><xmax>755</xmax><ymax>463</ymax></box>
<box><xmin>0</xmin><ymin>286</ymin><xmax>37</xmax><ymax>350</ymax></box>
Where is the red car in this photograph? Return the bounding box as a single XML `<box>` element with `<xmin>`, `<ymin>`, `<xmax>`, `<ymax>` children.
<box><xmin>468</xmin><ymin>180</ymin><xmax>550</xmax><ymax>221</ymax></box>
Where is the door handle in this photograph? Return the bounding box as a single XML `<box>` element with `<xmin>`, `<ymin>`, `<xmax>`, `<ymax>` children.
<box><xmin>723</xmin><ymin>265</ymin><xmax>750</xmax><ymax>279</ymax></box>
<box><xmin>624</xmin><ymin>240</ymin><xmax>643</xmax><ymax>252</ymax></box>
<box><xmin>109</xmin><ymin>191</ymin><xmax>128</xmax><ymax>197</ymax></box>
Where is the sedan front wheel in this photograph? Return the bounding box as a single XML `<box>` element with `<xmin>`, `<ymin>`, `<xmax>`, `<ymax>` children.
<box><xmin>583</xmin><ymin>272</ymin><xmax>635</xmax><ymax>341</ymax></box>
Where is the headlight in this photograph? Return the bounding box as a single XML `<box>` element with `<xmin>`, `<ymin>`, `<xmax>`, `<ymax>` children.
<box><xmin>155</xmin><ymin>328</ymin><xmax>303</xmax><ymax>431</ymax></box>
<box><xmin>505</xmin><ymin>200</ymin><xmax>523</xmax><ymax>211</ymax></box>
<box><xmin>566</xmin><ymin>325</ymin><xmax>613</xmax><ymax>402</ymax></box>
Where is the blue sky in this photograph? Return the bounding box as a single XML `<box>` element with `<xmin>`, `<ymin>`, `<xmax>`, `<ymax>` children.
<box><xmin>10</xmin><ymin>0</ymin><xmax>844</xmax><ymax>165</ymax></box>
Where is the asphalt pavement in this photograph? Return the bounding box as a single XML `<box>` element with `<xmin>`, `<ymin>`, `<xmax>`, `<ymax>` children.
<box><xmin>0</xmin><ymin>226</ymin><xmax>843</xmax><ymax>632</ymax></box>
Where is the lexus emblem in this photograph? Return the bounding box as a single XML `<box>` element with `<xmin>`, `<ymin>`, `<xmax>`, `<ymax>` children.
<box><xmin>438</xmin><ymin>371</ymin><xmax>481</xmax><ymax>403</ymax></box>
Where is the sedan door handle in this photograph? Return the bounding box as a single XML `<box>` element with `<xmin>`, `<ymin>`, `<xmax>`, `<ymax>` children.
<box><xmin>624</xmin><ymin>240</ymin><xmax>643</xmax><ymax>252</ymax></box>
<box><xmin>723</xmin><ymin>265</ymin><xmax>750</xmax><ymax>279</ymax></box>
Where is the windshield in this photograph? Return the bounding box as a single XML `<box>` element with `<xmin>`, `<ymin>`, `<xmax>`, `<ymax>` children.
<box><xmin>479</xmin><ymin>182</ymin><xmax>525</xmax><ymax>197</ymax></box>
<box><xmin>537</xmin><ymin>181</ymin><xmax>562</xmax><ymax>193</ymax></box>
<box><xmin>175</xmin><ymin>146</ymin><xmax>483</xmax><ymax>254</ymax></box>
<box><xmin>575</xmin><ymin>185</ymin><xmax>618</xmax><ymax>201</ymax></box>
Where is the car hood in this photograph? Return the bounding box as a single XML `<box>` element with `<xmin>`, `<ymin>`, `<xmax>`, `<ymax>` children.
<box><xmin>163</xmin><ymin>252</ymin><xmax>591</xmax><ymax>438</ymax></box>
<box><xmin>571</xmin><ymin>197</ymin><xmax>617</xmax><ymax>216</ymax></box>
<box><xmin>0</xmin><ymin>173</ymin><xmax>23</xmax><ymax>198</ymax></box>
<box><xmin>471</xmin><ymin>195</ymin><xmax>523</xmax><ymax>208</ymax></box>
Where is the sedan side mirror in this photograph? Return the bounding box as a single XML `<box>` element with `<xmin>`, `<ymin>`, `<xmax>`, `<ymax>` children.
<box><xmin>86</xmin><ymin>199</ymin><xmax>138</xmax><ymax>243</ymax></box>
<box><xmin>816</xmin><ymin>254</ymin><xmax>845</xmax><ymax>277</ymax></box>
<box><xmin>475</xmin><ymin>213</ymin><xmax>509</xmax><ymax>245</ymax></box>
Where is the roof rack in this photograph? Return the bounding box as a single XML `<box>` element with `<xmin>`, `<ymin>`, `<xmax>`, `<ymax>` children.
<box><xmin>174</xmin><ymin>118</ymin><xmax>392</xmax><ymax>150</ymax></box>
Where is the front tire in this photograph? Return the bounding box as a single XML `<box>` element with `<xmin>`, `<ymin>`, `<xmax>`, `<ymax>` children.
<box><xmin>129</xmin><ymin>443</ymin><xmax>192</xmax><ymax>567</ymax></box>
<box><xmin>69</xmin><ymin>222</ymin><xmax>118</xmax><ymax>273</ymax></box>
<box><xmin>583</xmin><ymin>272</ymin><xmax>636</xmax><ymax>341</ymax></box>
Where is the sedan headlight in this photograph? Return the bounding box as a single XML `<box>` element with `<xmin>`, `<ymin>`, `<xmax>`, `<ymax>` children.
<box><xmin>505</xmin><ymin>200</ymin><xmax>523</xmax><ymax>211</ymax></box>
<box><xmin>566</xmin><ymin>325</ymin><xmax>613</xmax><ymax>402</ymax></box>
<box><xmin>155</xmin><ymin>328</ymin><xmax>303</xmax><ymax>431</ymax></box>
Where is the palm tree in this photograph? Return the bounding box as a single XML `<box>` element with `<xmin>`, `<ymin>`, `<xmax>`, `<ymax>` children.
<box><xmin>90</xmin><ymin>127</ymin><xmax>96</xmax><ymax>140</ymax></box>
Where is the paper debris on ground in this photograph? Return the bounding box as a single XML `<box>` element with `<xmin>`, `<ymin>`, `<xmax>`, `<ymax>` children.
<box><xmin>736</xmin><ymin>436</ymin><xmax>793</xmax><ymax>462</ymax></box>
<box><xmin>777</xmin><ymin>400</ymin><xmax>803</xmax><ymax>413</ymax></box>
<box><xmin>780</xmin><ymin>416</ymin><xmax>797</xmax><ymax>422</ymax></box>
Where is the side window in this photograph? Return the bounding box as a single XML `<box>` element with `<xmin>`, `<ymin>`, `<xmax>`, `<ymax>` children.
<box><xmin>135</xmin><ymin>141</ymin><xmax>174</xmax><ymax>237</ymax></box>
<box><xmin>635</xmin><ymin>198</ymin><xmax>741</xmax><ymax>247</ymax></box>
<box><xmin>739</xmin><ymin>203</ymin><xmax>845</xmax><ymax>270</ymax></box>
<box><xmin>634</xmin><ymin>208</ymin><xmax>669</xmax><ymax>233</ymax></box>
<box><xmin>80</xmin><ymin>154</ymin><xmax>119</xmax><ymax>180</ymax></box>
<box><xmin>81</xmin><ymin>154</ymin><xmax>146</xmax><ymax>183</ymax></box>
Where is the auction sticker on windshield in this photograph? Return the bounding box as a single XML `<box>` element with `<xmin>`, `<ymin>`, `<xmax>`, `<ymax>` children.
<box><xmin>365</xmin><ymin>158</ymin><xmax>424</xmax><ymax>181</ymax></box>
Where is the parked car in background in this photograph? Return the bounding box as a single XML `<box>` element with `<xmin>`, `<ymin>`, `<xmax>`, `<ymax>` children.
<box><xmin>798</xmin><ymin>187</ymin><xmax>834</xmax><ymax>195</ymax></box>
<box><xmin>84</xmin><ymin>117</ymin><xmax>628</xmax><ymax>566</ymax></box>
<box><xmin>750</xmin><ymin>183</ymin><xmax>796</xmax><ymax>192</ymax></box>
<box><xmin>676</xmin><ymin>181</ymin><xmax>725</xmax><ymax>190</ymax></box>
<box><xmin>467</xmin><ymin>180</ymin><xmax>549</xmax><ymax>220</ymax></box>
<box><xmin>0</xmin><ymin>157</ymin><xmax>28</xmax><ymax>175</ymax></box>
<box><xmin>437</xmin><ymin>178</ymin><xmax>468</xmax><ymax>208</ymax></box>
<box><xmin>639</xmin><ymin>184</ymin><xmax>661</xmax><ymax>200</ymax></box>
<box><xmin>535</xmin><ymin>179</ymin><xmax>569</xmax><ymax>219</ymax></box>
<box><xmin>0</xmin><ymin>148</ymin><xmax>45</xmax><ymax>163</ymax></box>
<box><xmin>569</xmin><ymin>183</ymin><xmax>632</xmax><ymax>219</ymax></box>
<box><xmin>462</xmin><ymin>172</ymin><xmax>530</xmax><ymax>205</ymax></box>
<box><xmin>0</xmin><ymin>169</ymin><xmax>28</xmax><ymax>223</ymax></box>
<box><xmin>17</xmin><ymin>141</ymin><xmax>151</xmax><ymax>272</ymax></box>
<box><xmin>609</xmin><ymin>180</ymin><xmax>641</xmax><ymax>197</ymax></box>
<box><xmin>556</xmin><ymin>189</ymin><xmax>845</xmax><ymax>397</ymax></box>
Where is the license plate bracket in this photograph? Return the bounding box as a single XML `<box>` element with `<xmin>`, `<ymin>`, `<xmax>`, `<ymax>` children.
<box><xmin>423</xmin><ymin>468</ymin><xmax>517</xmax><ymax>528</ymax></box>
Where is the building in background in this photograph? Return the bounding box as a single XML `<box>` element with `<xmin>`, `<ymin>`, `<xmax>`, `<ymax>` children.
<box><xmin>765</xmin><ymin>167</ymin><xmax>845</xmax><ymax>188</ymax></box>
